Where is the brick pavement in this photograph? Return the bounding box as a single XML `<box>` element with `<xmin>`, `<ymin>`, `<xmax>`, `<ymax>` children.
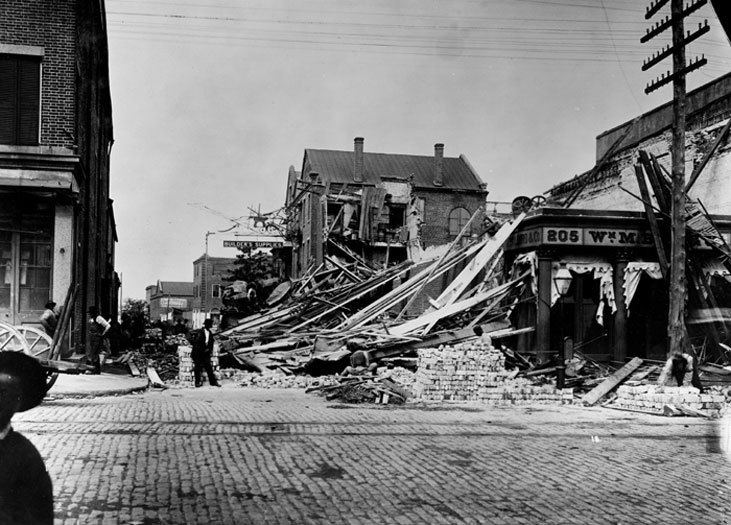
<box><xmin>11</xmin><ymin>387</ymin><xmax>731</xmax><ymax>525</ymax></box>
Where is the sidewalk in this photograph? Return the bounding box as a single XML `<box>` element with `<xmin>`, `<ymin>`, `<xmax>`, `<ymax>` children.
<box><xmin>46</xmin><ymin>371</ymin><xmax>148</xmax><ymax>398</ymax></box>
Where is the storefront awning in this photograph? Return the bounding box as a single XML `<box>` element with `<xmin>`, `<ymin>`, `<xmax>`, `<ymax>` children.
<box><xmin>702</xmin><ymin>259</ymin><xmax>731</xmax><ymax>280</ymax></box>
<box><xmin>623</xmin><ymin>262</ymin><xmax>663</xmax><ymax>315</ymax></box>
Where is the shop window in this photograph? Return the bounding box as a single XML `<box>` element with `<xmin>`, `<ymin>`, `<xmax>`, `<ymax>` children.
<box><xmin>212</xmin><ymin>284</ymin><xmax>221</xmax><ymax>298</ymax></box>
<box><xmin>448</xmin><ymin>207</ymin><xmax>472</xmax><ymax>237</ymax></box>
<box><xmin>0</xmin><ymin>195</ymin><xmax>52</xmax><ymax>320</ymax></box>
<box><xmin>0</xmin><ymin>54</ymin><xmax>41</xmax><ymax>146</ymax></box>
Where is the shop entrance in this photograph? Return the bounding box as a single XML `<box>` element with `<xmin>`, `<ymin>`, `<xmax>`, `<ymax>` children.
<box><xmin>626</xmin><ymin>273</ymin><xmax>667</xmax><ymax>360</ymax></box>
<box><xmin>550</xmin><ymin>272</ymin><xmax>610</xmax><ymax>360</ymax></box>
<box><xmin>0</xmin><ymin>195</ymin><xmax>54</xmax><ymax>325</ymax></box>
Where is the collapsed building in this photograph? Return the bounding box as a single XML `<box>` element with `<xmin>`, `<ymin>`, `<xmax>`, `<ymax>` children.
<box><xmin>505</xmin><ymin>72</ymin><xmax>731</xmax><ymax>366</ymax></box>
<box><xmin>283</xmin><ymin>138</ymin><xmax>488</xmax><ymax>311</ymax></box>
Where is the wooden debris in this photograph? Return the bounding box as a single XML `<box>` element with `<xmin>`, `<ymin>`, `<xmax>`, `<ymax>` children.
<box><xmin>146</xmin><ymin>367</ymin><xmax>166</xmax><ymax>388</ymax></box>
<box><xmin>128</xmin><ymin>361</ymin><xmax>141</xmax><ymax>377</ymax></box>
<box><xmin>581</xmin><ymin>357</ymin><xmax>643</xmax><ymax>406</ymax></box>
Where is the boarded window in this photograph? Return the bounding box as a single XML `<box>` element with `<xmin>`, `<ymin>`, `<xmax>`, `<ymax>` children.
<box><xmin>0</xmin><ymin>54</ymin><xmax>41</xmax><ymax>146</ymax></box>
<box><xmin>448</xmin><ymin>207</ymin><xmax>471</xmax><ymax>237</ymax></box>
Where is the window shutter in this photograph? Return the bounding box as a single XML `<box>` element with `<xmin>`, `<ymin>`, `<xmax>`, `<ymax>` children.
<box><xmin>0</xmin><ymin>56</ymin><xmax>19</xmax><ymax>144</ymax></box>
<box><xmin>17</xmin><ymin>57</ymin><xmax>40</xmax><ymax>146</ymax></box>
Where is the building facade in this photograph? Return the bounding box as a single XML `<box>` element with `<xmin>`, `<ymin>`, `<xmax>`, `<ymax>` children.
<box><xmin>0</xmin><ymin>0</ymin><xmax>117</xmax><ymax>350</ymax></box>
<box><xmin>146</xmin><ymin>281</ymin><xmax>194</xmax><ymax>322</ymax></box>
<box><xmin>285</xmin><ymin>138</ymin><xmax>488</xmax><ymax>278</ymax></box>
<box><xmin>505</xmin><ymin>72</ymin><xmax>731</xmax><ymax>365</ymax></box>
<box><xmin>191</xmin><ymin>255</ymin><xmax>237</xmax><ymax>327</ymax></box>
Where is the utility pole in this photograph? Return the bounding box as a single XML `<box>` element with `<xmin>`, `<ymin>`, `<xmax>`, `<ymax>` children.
<box><xmin>642</xmin><ymin>0</ymin><xmax>708</xmax><ymax>355</ymax></box>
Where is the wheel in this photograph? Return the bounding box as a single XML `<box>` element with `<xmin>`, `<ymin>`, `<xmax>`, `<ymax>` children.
<box><xmin>0</xmin><ymin>322</ymin><xmax>31</xmax><ymax>354</ymax></box>
<box><xmin>511</xmin><ymin>196</ymin><xmax>533</xmax><ymax>217</ymax></box>
<box><xmin>0</xmin><ymin>322</ymin><xmax>58</xmax><ymax>392</ymax></box>
<box><xmin>531</xmin><ymin>195</ymin><xmax>547</xmax><ymax>208</ymax></box>
<box><xmin>15</xmin><ymin>325</ymin><xmax>53</xmax><ymax>359</ymax></box>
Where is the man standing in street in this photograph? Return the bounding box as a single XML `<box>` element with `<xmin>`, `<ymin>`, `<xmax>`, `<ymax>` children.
<box><xmin>191</xmin><ymin>318</ymin><xmax>220</xmax><ymax>387</ymax></box>
<box><xmin>87</xmin><ymin>306</ymin><xmax>110</xmax><ymax>374</ymax></box>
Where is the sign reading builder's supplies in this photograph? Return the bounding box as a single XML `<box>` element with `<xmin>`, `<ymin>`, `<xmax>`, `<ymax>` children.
<box><xmin>507</xmin><ymin>227</ymin><xmax>654</xmax><ymax>250</ymax></box>
<box><xmin>223</xmin><ymin>240</ymin><xmax>284</xmax><ymax>249</ymax></box>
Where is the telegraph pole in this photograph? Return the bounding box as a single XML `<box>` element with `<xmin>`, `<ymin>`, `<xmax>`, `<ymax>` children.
<box><xmin>642</xmin><ymin>0</ymin><xmax>708</xmax><ymax>355</ymax></box>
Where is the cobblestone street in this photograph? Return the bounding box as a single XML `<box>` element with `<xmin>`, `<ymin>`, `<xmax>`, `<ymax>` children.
<box><xmin>13</xmin><ymin>387</ymin><xmax>731</xmax><ymax>525</ymax></box>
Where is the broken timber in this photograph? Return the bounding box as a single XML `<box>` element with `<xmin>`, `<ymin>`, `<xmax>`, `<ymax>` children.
<box><xmin>581</xmin><ymin>357</ymin><xmax>643</xmax><ymax>406</ymax></box>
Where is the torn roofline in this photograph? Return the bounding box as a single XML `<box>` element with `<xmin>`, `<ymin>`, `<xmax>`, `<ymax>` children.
<box><xmin>595</xmin><ymin>71</ymin><xmax>731</xmax><ymax>160</ymax></box>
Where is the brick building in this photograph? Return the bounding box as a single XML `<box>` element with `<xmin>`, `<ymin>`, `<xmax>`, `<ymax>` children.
<box><xmin>191</xmin><ymin>255</ymin><xmax>237</xmax><ymax>327</ymax></box>
<box><xmin>0</xmin><ymin>1</ymin><xmax>117</xmax><ymax>350</ymax></box>
<box><xmin>285</xmin><ymin>138</ymin><xmax>488</xmax><ymax>278</ymax></box>
<box><xmin>146</xmin><ymin>281</ymin><xmax>194</xmax><ymax>323</ymax></box>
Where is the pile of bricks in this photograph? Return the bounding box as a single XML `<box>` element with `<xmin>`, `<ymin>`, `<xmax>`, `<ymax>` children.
<box><xmin>413</xmin><ymin>339</ymin><xmax>565</xmax><ymax>404</ymax></box>
<box><xmin>612</xmin><ymin>384</ymin><xmax>728</xmax><ymax>417</ymax></box>
<box><xmin>177</xmin><ymin>345</ymin><xmax>221</xmax><ymax>386</ymax></box>
<box><xmin>228</xmin><ymin>371</ymin><xmax>340</xmax><ymax>389</ymax></box>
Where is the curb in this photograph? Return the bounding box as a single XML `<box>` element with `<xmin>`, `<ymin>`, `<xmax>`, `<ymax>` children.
<box><xmin>45</xmin><ymin>383</ymin><xmax>150</xmax><ymax>400</ymax></box>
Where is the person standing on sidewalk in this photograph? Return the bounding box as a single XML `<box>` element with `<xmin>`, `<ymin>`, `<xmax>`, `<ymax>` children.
<box><xmin>87</xmin><ymin>306</ymin><xmax>110</xmax><ymax>374</ymax></box>
<box><xmin>0</xmin><ymin>352</ymin><xmax>54</xmax><ymax>524</ymax></box>
<box><xmin>191</xmin><ymin>318</ymin><xmax>220</xmax><ymax>387</ymax></box>
<box><xmin>39</xmin><ymin>302</ymin><xmax>58</xmax><ymax>337</ymax></box>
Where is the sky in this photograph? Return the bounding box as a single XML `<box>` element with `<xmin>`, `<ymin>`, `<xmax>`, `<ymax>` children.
<box><xmin>104</xmin><ymin>0</ymin><xmax>731</xmax><ymax>300</ymax></box>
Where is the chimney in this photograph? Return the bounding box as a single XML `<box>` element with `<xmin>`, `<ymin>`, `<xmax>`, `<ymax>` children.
<box><xmin>433</xmin><ymin>143</ymin><xmax>444</xmax><ymax>187</ymax></box>
<box><xmin>353</xmin><ymin>137</ymin><xmax>364</xmax><ymax>183</ymax></box>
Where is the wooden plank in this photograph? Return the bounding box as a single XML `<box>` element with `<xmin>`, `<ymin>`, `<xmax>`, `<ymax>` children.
<box><xmin>634</xmin><ymin>164</ymin><xmax>669</xmax><ymax>277</ymax></box>
<box><xmin>488</xmin><ymin>326</ymin><xmax>535</xmax><ymax>340</ymax></box>
<box><xmin>128</xmin><ymin>361</ymin><xmax>141</xmax><ymax>377</ymax></box>
<box><xmin>389</xmin><ymin>277</ymin><xmax>521</xmax><ymax>336</ymax></box>
<box><xmin>429</xmin><ymin>214</ymin><xmax>525</xmax><ymax>311</ymax></box>
<box><xmin>339</xmin><ymin>241</ymin><xmax>486</xmax><ymax>330</ymax></box>
<box><xmin>676</xmin><ymin>404</ymin><xmax>711</xmax><ymax>418</ymax></box>
<box><xmin>629</xmin><ymin>365</ymin><xmax>659</xmax><ymax>382</ymax></box>
<box><xmin>146</xmin><ymin>367</ymin><xmax>166</xmax><ymax>388</ymax></box>
<box><xmin>394</xmin><ymin>206</ymin><xmax>484</xmax><ymax>322</ymax></box>
<box><xmin>638</xmin><ymin>150</ymin><xmax>670</xmax><ymax>211</ymax></box>
<box><xmin>581</xmin><ymin>357</ymin><xmax>643</xmax><ymax>406</ymax></box>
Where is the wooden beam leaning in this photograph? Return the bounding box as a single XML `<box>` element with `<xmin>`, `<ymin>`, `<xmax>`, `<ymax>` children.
<box><xmin>634</xmin><ymin>163</ymin><xmax>669</xmax><ymax>277</ymax></box>
<box><xmin>393</xmin><ymin>206</ymin><xmax>483</xmax><ymax>322</ymax></box>
<box><xmin>638</xmin><ymin>150</ymin><xmax>670</xmax><ymax>211</ymax></box>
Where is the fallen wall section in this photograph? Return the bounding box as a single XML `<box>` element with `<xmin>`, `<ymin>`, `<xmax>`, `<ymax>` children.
<box><xmin>413</xmin><ymin>339</ymin><xmax>566</xmax><ymax>404</ymax></box>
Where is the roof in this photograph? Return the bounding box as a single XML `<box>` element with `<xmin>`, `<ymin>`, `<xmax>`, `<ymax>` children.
<box><xmin>304</xmin><ymin>149</ymin><xmax>485</xmax><ymax>192</ymax></box>
<box><xmin>193</xmin><ymin>255</ymin><xmax>238</xmax><ymax>265</ymax></box>
<box><xmin>156</xmin><ymin>281</ymin><xmax>194</xmax><ymax>296</ymax></box>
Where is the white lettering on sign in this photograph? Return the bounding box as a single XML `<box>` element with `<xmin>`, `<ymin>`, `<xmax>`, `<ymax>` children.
<box><xmin>506</xmin><ymin>227</ymin><xmax>542</xmax><ymax>249</ymax></box>
<box><xmin>584</xmin><ymin>229</ymin><xmax>653</xmax><ymax>247</ymax></box>
<box><xmin>544</xmin><ymin>228</ymin><xmax>581</xmax><ymax>245</ymax></box>
<box><xmin>223</xmin><ymin>240</ymin><xmax>284</xmax><ymax>249</ymax></box>
<box><xmin>507</xmin><ymin>227</ymin><xmax>655</xmax><ymax>249</ymax></box>
<box><xmin>160</xmin><ymin>298</ymin><xmax>188</xmax><ymax>309</ymax></box>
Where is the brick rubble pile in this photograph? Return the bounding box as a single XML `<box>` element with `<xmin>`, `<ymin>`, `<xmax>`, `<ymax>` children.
<box><xmin>228</xmin><ymin>371</ymin><xmax>340</xmax><ymax>389</ymax></box>
<box><xmin>612</xmin><ymin>384</ymin><xmax>729</xmax><ymax>417</ymax></box>
<box><xmin>177</xmin><ymin>345</ymin><xmax>221</xmax><ymax>386</ymax></box>
<box><xmin>413</xmin><ymin>339</ymin><xmax>565</xmax><ymax>404</ymax></box>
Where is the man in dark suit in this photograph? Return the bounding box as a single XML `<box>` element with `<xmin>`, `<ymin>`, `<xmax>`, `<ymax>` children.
<box><xmin>191</xmin><ymin>318</ymin><xmax>220</xmax><ymax>387</ymax></box>
<box><xmin>0</xmin><ymin>352</ymin><xmax>54</xmax><ymax>524</ymax></box>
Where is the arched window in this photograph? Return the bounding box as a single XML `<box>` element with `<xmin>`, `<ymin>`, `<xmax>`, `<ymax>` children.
<box><xmin>448</xmin><ymin>207</ymin><xmax>471</xmax><ymax>237</ymax></box>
